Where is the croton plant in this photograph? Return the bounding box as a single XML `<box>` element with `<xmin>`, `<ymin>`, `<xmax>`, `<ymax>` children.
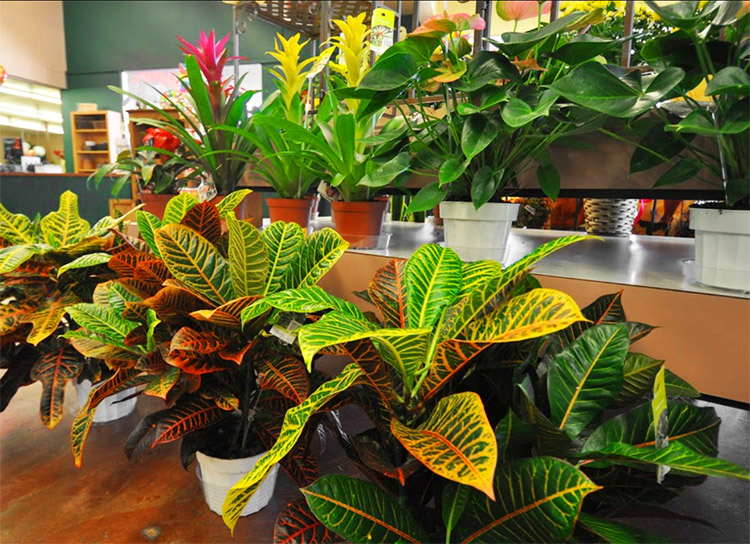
<box><xmin>0</xmin><ymin>191</ymin><xmax>136</xmax><ymax>428</ymax></box>
<box><xmin>64</xmin><ymin>191</ymin><xmax>349</xmax><ymax>490</ymax></box>
<box><xmin>221</xmin><ymin>236</ymin><xmax>749</xmax><ymax>541</ymax></box>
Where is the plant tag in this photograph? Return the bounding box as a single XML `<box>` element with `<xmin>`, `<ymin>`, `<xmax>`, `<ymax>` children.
<box><xmin>524</xmin><ymin>204</ymin><xmax>537</xmax><ymax>215</ymax></box>
<box><xmin>651</xmin><ymin>366</ymin><xmax>670</xmax><ymax>483</ymax></box>
<box><xmin>269</xmin><ymin>325</ymin><xmax>296</xmax><ymax>344</ymax></box>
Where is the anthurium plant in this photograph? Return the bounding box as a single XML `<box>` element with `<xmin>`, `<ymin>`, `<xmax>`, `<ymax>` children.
<box><xmin>221</xmin><ymin>236</ymin><xmax>749</xmax><ymax>541</ymax></box>
<box><xmin>622</xmin><ymin>1</ymin><xmax>746</xmax><ymax>206</ymax></box>
<box><xmin>0</xmin><ymin>191</ymin><xmax>138</xmax><ymax>428</ymax></box>
<box><xmin>64</xmin><ymin>192</ymin><xmax>349</xmax><ymax>485</ymax></box>
<box><xmin>109</xmin><ymin>31</ymin><xmax>258</xmax><ymax>196</ymax></box>
<box><xmin>91</xmin><ymin>147</ymin><xmax>194</xmax><ymax>197</ymax></box>
<box><xmin>261</xmin><ymin>13</ymin><xmax>412</xmax><ymax>202</ymax></box>
<box><xmin>361</xmin><ymin>9</ymin><xmax>683</xmax><ymax>213</ymax></box>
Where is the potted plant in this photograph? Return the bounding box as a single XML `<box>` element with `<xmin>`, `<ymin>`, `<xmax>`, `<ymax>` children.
<box><xmin>65</xmin><ymin>194</ymin><xmax>349</xmax><ymax>518</ymax></box>
<box><xmin>234</xmin><ymin>34</ymin><xmax>329</xmax><ymax>229</ymax></box>
<box><xmin>563</xmin><ymin>1</ymin><xmax>747</xmax><ymax>290</ymax></box>
<box><xmin>104</xmin><ymin>31</ymin><xmax>259</xmax><ymax>215</ymax></box>
<box><xmin>0</xmin><ymin>191</ymin><xmax>141</xmax><ymax>427</ymax></box>
<box><xmin>221</xmin><ymin>237</ymin><xmax>749</xmax><ymax>540</ymax></box>
<box><xmin>258</xmin><ymin>13</ymin><xmax>412</xmax><ymax>247</ymax></box>
<box><xmin>362</xmin><ymin>8</ymin><xmax>682</xmax><ymax>261</ymax></box>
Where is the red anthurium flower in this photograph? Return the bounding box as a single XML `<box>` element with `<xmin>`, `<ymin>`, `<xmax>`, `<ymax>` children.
<box><xmin>143</xmin><ymin>128</ymin><xmax>180</xmax><ymax>153</ymax></box>
<box><xmin>177</xmin><ymin>30</ymin><xmax>244</xmax><ymax>85</ymax></box>
<box><xmin>496</xmin><ymin>1</ymin><xmax>551</xmax><ymax>22</ymax></box>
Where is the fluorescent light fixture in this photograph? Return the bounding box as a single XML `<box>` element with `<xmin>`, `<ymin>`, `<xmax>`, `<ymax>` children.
<box><xmin>0</xmin><ymin>86</ymin><xmax>62</xmax><ymax>105</ymax></box>
<box><xmin>0</xmin><ymin>115</ymin><xmax>64</xmax><ymax>134</ymax></box>
<box><xmin>0</xmin><ymin>105</ymin><xmax>63</xmax><ymax>123</ymax></box>
<box><xmin>47</xmin><ymin>125</ymin><xmax>64</xmax><ymax>134</ymax></box>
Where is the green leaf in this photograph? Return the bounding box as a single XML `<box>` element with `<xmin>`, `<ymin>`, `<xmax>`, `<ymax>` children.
<box><xmin>66</xmin><ymin>303</ymin><xmax>139</xmax><ymax>344</ymax></box>
<box><xmin>495</xmin><ymin>410</ymin><xmax>535</xmax><ymax>462</ymax></box>
<box><xmin>616</xmin><ymin>352</ymin><xmax>665</xmax><ymax>404</ymax></box>
<box><xmin>454</xmin><ymin>50</ymin><xmax>520</xmax><ymax>92</ymax></box>
<box><xmin>515</xmin><ymin>383</ymin><xmax>573</xmax><ymax>456</ymax></box>
<box><xmin>501</xmin><ymin>90</ymin><xmax>558</xmax><ymax>128</ymax></box>
<box><xmin>667</xmin><ymin>100</ymin><xmax>750</xmax><ymax>136</ymax></box>
<box><xmin>162</xmin><ymin>192</ymin><xmax>199</xmax><ymax>225</ymax></box>
<box><xmin>665</xmin><ymin>369</ymin><xmax>699</xmax><ymax>398</ymax></box>
<box><xmin>579</xmin><ymin>441</ymin><xmax>750</xmax><ymax>480</ymax></box>
<box><xmin>154</xmin><ymin>223</ymin><xmax>234</xmax><ymax>305</ymax></box>
<box><xmin>185</xmin><ymin>54</ymin><xmax>214</xmax><ymax>127</ymax></box>
<box><xmin>282</xmin><ymin>228</ymin><xmax>348</xmax><ymax>290</ymax></box>
<box><xmin>462</xmin><ymin>113</ymin><xmax>502</xmax><ymax>160</ymax></box>
<box><xmin>334</xmin><ymin>112</ymin><xmax>356</xmax><ymax>175</ymax></box>
<box><xmin>360</xmin><ymin>153</ymin><xmax>411</xmax><ymax>188</ymax></box>
<box><xmin>57</xmin><ymin>253</ymin><xmax>111</xmax><ymax>277</ymax></box>
<box><xmin>262</xmin><ymin>286</ymin><xmax>365</xmax><ymax>321</ymax></box>
<box><xmin>548</xmin><ymin>324</ymin><xmax>629</xmax><ymax>437</ymax></box>
<box><xmin>630</xmin><ymin>120</ymin><xmax>693</xmax><ymax>174</ymax></box>
<box><xmin>439</xmin><ymin>158</ymin><xmax>469</xmax><ymax>186</ymax></box>
<box><xmin>443</xmin><ymin>483</ymin><xmax>470</xmax><ymax>543</ymax></box>
<box><xmin>222</xmin><ymin>365</ymin><xmax>364</xmax><ymax>533</ymax></box>
<box><xmin>577</xmin><ymin>512</ymin><xmax>669</xmax><ymax>544</ymax></box>
<box><xmin>490</xmin><ymin>11</ymin><xmax>591</xmax><ymax>57</ymax></box>
<box><xmin>582</xmin><ymin>401</ymin><xmax>720</xmax><ymax>457</ymax></box>
<box><xmin>136</xmin><ymin>210</ymin><xmax>162</xmax><ymax>257</ymax></box>
<box><xmin>537</xmin><ymin>163</ymin><xmax>561</xmax><ymax>201</ymax></box>
<box><xmin>653</xmin><ymin>158</ymin><xmax>702</xmax><ymax>188</ymax></box>
<box><xmin>0</xmin><ymin>245</ymin><xmax>40</xmax><ymax>274</ymax></box>
<box><xmin>404</xmin><ymin>182</ymin><xmax>449</xmax><ymax>214</ymax></box>
<box><xmin>705</xmin><ymin>66</ymin><xmax>750</xmax><ymax>95</ymax></box>
<box><xmin>551</xmin><ymin>63</ymin><xmax>684</xmax><ymax>118</ymax></box>
<box><xmin>643</xmin><ymin>0</ymin><xmax>717</xmax><ymax>30</ymax></box>
<box><xmin>405</xmin><ymin>244</ymin><xmax>463</xmax><ymax>328</ymax></box>
<box><xmin>470</xmin><ymin>166</ymin><xmax>502</xmax><ymax>210</ymax></box>
<box><xmin>359</xmin><ymin>52</ymin><xmax>417</xmax><ymax>91</ymax></box>
<box><xmin>550</xmin><ymin>35</ymin><xmax>628</xmax><ymax>65</ymax></box>
<box><xmin>392</xmin><ymin>392</ymin><xmax>497</xmax><ymax>498</ymax></box>
<box><xmin>40</xmin><ymin>190</ymin><xmax>90</xmax><ymax>248</ymax></box>
<box><xmin>302</xmin><ymin>475</ymin><xmax>427</xmax><ymax>544</ymax></box>
<box><xmin>458</xmin><ymin>457</ymin><xmax>600</xmax><ymax>543</ymax></box>
<box><xmin>0</xmin><ymin>202</ymin><xmax>33</xmax><ymax>244</ymax></box>
<box><xmin>226</xmin><ymin>215</ymin><xmax>268</xmax><ymax>297</ymax></box>
<box><xmin>262</xmin><ymin>221</ymin><xmax>305</xmax><ymax>295</ymax></box>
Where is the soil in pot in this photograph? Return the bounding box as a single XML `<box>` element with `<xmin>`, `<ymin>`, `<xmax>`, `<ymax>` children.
<box><xmin>267</xmin><ymin>197</ymin><xmax>315</xmax><ymax>229</ymax></box>
<box><xmin>331</xmin><ymin>199</ymin><xmax>388</xmax><ymax>249</ymax></box>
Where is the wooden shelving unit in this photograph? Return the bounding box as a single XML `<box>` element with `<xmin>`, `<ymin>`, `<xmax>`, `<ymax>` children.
<box><xmin>70</xmin><ymin>110</ymin><xmax>121</xmax><ymax>174</ymax></box>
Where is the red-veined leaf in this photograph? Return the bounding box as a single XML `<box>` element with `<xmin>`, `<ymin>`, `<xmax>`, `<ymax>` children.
<box><xmin>30</xmin><ymin>346</ymin><xmax>83</xmax><ymax>429</ymax></box>
<box><xmin>181</xmin><ymin>201</ymin><xmax>222</xmax><ymax>244</ymax></box>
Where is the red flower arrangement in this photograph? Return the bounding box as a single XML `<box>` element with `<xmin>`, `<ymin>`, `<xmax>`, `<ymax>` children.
<box><xmin>142</xmin><ymin>128</ymin><xmax>181</xmax><ymax>153</ymax></box>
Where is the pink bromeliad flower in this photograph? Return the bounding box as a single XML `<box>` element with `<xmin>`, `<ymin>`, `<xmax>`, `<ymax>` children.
<box><xmin>410</xmin><ymin>11</ymin><xmax>485</xmax><ymax>38</ymax></box>
<box><xmin>496</xmin><ymin>1</ymin><xmax>551</xmax><ymax>22</ymax></box>
<box><xmin>177</xmin><ymin>30</ymin><xmax>239</xmax><ymax>85</ymax></box>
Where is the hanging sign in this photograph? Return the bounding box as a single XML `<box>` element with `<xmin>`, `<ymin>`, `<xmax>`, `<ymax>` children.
<box><xmin>370</xmin><ymin>7</ymin><xmax>396</xmax><ymax>56</ymax></box>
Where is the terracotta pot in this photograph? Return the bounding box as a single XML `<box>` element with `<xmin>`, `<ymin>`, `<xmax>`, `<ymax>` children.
<box><xmin>433</xmin><ymin>205</ymin><xmax>444</xmax><ymax>226</ymax></box>
<box><xmin>138</xmin><ymin>192</ymin><xmax>173</xmax><ymax>220</ymax></box>
<box><xmin>266</xmin><ymin>197</ymin><xmax>314</xmax><ymax>229</ymax></box>
<box><xmin>331</xmin><ymin>199</ymin><xmax>388</xmax><ymax>249</ymax></box>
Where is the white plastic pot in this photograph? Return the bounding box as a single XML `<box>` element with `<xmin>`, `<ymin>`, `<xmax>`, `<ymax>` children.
<box><xmin>690</xmin><ymin>207</ymin><xmax>750</xmax><ymax>292</ymax></box>
<box><xmin>440</xmin><ymin>201</ymin><xmax>520</xmax><ymax>262</ymax></box>
<box><xmin>195</xmin><ymin>450</ymin><xmax>280</xmax><ymax>517</ymax></box>
<box><xmin>74</xmin><ymin>379</ymin><xmax>138</xmax><ymax>423</ymax></box>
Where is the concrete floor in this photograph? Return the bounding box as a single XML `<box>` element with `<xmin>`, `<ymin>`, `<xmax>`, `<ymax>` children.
<box><xmin>1</xmin><ymin>383</ymin><xmax>748</xmax><ymax>543</ymax></box>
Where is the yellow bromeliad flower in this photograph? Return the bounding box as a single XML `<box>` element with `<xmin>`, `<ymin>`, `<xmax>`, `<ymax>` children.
<box><xmin>328</xmin><ymin>12</ymin><xmax>371</xmax><ymax>88</ymax></box>
<box><xmin>267</xmin><ymin>33</ymin><xmax>315</xmax><ymax>113</ymax></box>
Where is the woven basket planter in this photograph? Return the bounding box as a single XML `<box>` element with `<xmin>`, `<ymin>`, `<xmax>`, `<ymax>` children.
<box><xmin>583</xmin><ymin>199</ymin><xmax>639</xmax><ymax>236</ymax></box>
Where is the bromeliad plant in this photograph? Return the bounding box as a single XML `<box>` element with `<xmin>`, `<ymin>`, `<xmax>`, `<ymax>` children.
<box><xmin>0</xmin><ymin>191</ymin><xmax>137</xmax><ymax>428</ymax></box>
<box><xmin>221</xmin><ymin>236</ymin><xmax>749</xmax><ymax>541</ymax></box>
<box><xmin>108</xmin><ymin>31</ymin><xmax>258</xmax><ymax>196</ymax></box>
<box><xmin>65</xmin><ymin>192</ymin><xmax>349</xmax><ymax>484</ymax></box>
<box><xmin>258</xmin><ymin>13</ymin><xmax>412</xmax><ymax>202</ymax></box>
<box><xmin>361</xmin><ymin>9</ymin><xmax>684</xmax><ymax>213</ymax></box>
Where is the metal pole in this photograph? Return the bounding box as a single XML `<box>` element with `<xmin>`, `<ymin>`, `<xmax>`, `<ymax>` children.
<box><xmin>319</xmin><ymin>0</ymin><xmax>331</xmax><ymax>96</ymax></box>
<box><xmin>395</xmin><ymin>0</ymin><xmax>403</xmax><ymax>42</ymax></box>
<box><xmin>413</xmin><ymin>0</ymin><xmax>421</xmax><ymax>30</ymax></box>
<box><xmin>474</xmin><ymin>1</ymin><xmax>491</xmax><ymax>53</ymax></box>
<box><xmin>550</xmin><ymin>0</ymin><xmax>560</xmax><ymax>22</ymax></box>
<box><xmin>622</xmin><ymin>0</ymin><xmax>635</xmax><ymax>67</ymax></box>
<box><xmin>233</xmin><ymin>5</ymin><xmax>240</xmax><ymax>85</ymax></box>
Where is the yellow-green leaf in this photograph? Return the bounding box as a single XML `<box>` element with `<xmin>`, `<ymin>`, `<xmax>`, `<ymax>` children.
<box><xmin>136</xmin><ymin>210</ymin><xmax>162</xmax><ymax>257</ymax></box>
<box><xmin>216</xmin><ymin>189</ymin><xmax>252</xmax><ymax>219</ymax></box>
<box><xmin>0</xmin><ymin>245</ymin><xmax>40</xmax><ymax>274</ymax></box>
<box><xmin>39</xmin><ymin>191</ymin><xmax>90</xmax><ymax>248</ymax></box>
<box><xmin>391</xmin><ymin>391</ymin><xmax>497</xmax><ymax>498</ymax></box>
<box><xmin>282</xmin><ymin>227</ymin><xmax>349</xmax><ymax>290</ymax></box>
<box><xmin>222</xmin><ymin>364</ymin><xmax>364</xmax><ymax>533</ymax></box>
<box><xmin>30</xmin><ymin>346</ymin><xmax>83</xmax><ymax>429</ymax></box>
<box><xmin>22</xmin><ymin>291</ymin><xmax>80</xmax><ymax>346</ymax></box>
<box><xmin>405</xmin><ymin>244</ymin><xmax>463</xmax><ymax>328</ymax></box>
<box><xmin>262</xmin><ymin>221</ymin><xmax>305</xmax><ymax>295</ymax></box>
<box><xmin>155</xmin><ymin>223</ymin><xmax>234</xmax><ymax>305</ymax></box>
<box><xmin>461</xmin><ymin>288</ymin><xmax>586</xmax><ymax>343</ymax></box>
<box><xmin>226</xmin><ymin>215</ymin><xmax>268</xmax><ymax>297</ymax></box>
<box><xmin>0</xmin><ymin>202</ymin><xmax>33</xmax><ymax>244</ymax></box>
<box><xmin>162</xmin><ymin>192</ymin><xmax>199</xmax><ymax>224</ymax></box>
<box><xmin>144</xmin><ymin>367</ymin><xmax>180</xmax><ymax>400</ymax></box>
<box><xmin>66</xmin><ymin>303</ymin><xmax>140</xmax><ymax>345</ymax></box>
<box><xmin>57</xmin><ymin>252</ymin><xmax>112</xmax><ymax>277</ymax></box>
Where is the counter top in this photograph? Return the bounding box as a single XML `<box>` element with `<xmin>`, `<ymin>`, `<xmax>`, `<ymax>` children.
<box><xmin>307</xmin><ymin>218</ymin><xmax>749</xmax><ymax>300</ymax></box>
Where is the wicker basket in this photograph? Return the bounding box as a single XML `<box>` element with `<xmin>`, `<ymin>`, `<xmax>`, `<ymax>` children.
<box><xmin>583</xmin><ymin>199</ymin><xmax>639</xmax><ymax>237</ymax></box>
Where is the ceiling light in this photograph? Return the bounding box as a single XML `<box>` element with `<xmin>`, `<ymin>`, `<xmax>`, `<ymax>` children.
<box><xmin>0</xmin><ymin>105</ymin><xmax>62</xmax><ymax>123</ymax></box>
<box><xmin>0</xmin><ymin>86</ymin><xmax>62</xmax><ymax>105</ymax></box>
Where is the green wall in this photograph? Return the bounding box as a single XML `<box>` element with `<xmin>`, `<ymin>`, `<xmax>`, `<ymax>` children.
<box><xmin>0</xmin><ymin>175</ymin><xmax>131</xmax><ymax>224</ymax></box>
<box><xmin>61</xmin><ymin>0</ymin><xmax>295</xmax><ymax>171</ymax></box>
